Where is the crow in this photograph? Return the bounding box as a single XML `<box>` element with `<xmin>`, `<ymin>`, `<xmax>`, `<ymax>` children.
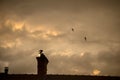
<box><xmin>72</xmin><ymin>28</ymin><xmax>74</xmax><ymax>32</ymax></box>
<box><xmin>84</xmin><ymin>36</ymin><xmax>87</xmax><ymax>41</ymax></box>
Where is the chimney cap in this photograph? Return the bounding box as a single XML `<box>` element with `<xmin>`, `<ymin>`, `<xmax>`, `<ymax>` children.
<box><xmin>5</xmin><ymin>67</ymin><xmax>8</xmax><ymax>69</ymax></box>
<box><xmin>39</xmin><ymin>50</ymin><xmax>43</xmax><ymax>54</ymax></box>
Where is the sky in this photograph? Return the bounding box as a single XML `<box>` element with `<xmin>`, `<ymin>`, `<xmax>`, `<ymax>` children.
<box><xmin>0</xmin><ymin>0</ymin><xmax>120</xmax><ymax>76</ymax></box>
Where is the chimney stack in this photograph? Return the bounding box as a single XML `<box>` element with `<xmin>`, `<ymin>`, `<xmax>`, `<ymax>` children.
<box><xmin>36</xmin><ymin>50</ymin><xmax>49</xmax><ymax>80</ymax></box>
<box><xmin>4</xmin><ymin>67</ymin><xmax>8</xmax><ymax>75</ymax></box>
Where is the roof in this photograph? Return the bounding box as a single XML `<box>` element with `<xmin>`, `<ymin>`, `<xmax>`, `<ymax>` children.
<box><xmin>0</xmin><ymin>74</ymin><xmax>120</xmax><ymax>80</ymax></box>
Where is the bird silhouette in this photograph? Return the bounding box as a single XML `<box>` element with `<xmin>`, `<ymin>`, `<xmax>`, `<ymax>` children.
<box><xmin>72</xmin><ymin>28</ymin><xmax>74</xmax><ymax>32</ymax></box>
<box><xmin>84</xmin><ymin>36</ymin><xmax>87</xmax><ymax>41</ymax></box>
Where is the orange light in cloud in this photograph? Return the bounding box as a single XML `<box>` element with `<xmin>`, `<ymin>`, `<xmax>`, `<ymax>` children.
<box><xmin>46</xmin><ymin>30</ymin><xmax>59</xmax><ymax>36</ymax></box>
<box><xmin>5</xmin><ymin>19</ymin><xmax>25</xmax><ymax>31</ymax></box>
<box><xmin>29</xmin><ymin>26</ymin><xmax>61</xmax><ymax>40</ymax></box>
<box><xmin>80</xmin><ymin>52</ymin><xmax>84</xmax><ymax>57</ymax></box>
<box><xmin>14</xmin><ymin>22</ymin><xmax>24</xmax><ymax>30</ymax></box>
<box><xmin>92</xmin><ymin>69</ymin><xmax>101</xmax><ymax>75</ymax></box>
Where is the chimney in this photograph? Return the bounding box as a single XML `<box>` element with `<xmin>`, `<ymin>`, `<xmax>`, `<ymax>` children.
<box><xmin>36</xmin><ymin>50</ymin><xmax>49</xmax><ymax>80</ymax></box>
<box><xmin>4</xmin><ymin>67</ymin><xmax>8</xmax><ymax>75</ymax></box>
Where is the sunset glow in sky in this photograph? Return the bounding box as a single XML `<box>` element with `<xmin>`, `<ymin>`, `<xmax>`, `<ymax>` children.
<box><xmin>0</xmin><ymin>0</ymin><xmax>120</xmax><ymax>76</ymax></box>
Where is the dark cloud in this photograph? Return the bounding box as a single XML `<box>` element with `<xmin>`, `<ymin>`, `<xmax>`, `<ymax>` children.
<box><xmin>97</xmin><ymin>50</ymin><xmax>120</xmax><ymax>76</ymax></box>
<box><xmin>47</xmin><ymin>48</ymin><xmax>120</xmax><ymax>76</ymax></box>
<box><xmin>47</xmin><ymin>52</ymin><xmax>93</xmax><ymax>74</ymax></box>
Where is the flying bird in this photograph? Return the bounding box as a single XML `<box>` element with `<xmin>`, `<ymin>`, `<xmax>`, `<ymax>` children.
<box><xmin>72</xmin><ymin>28</ymin><xmax>74</xmax><ymax>32</ymax></box>
<box><xmin>84</xmin><ymin>36</ymin><xmax>87</xmax><ymax>41</ymax></box>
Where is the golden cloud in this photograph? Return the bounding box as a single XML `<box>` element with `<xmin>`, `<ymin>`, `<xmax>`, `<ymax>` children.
<box><xmin>92</xmin><ymin>69</ymin><xmax>101</xmax><ymax>75</ymax></box>
<box><xmin>5</xmin><ymin>19</ymin><xmax>25</xmax><ymax>31</ymax></box>
<box><xmin>1</xmin><ymin>38</ymin><xmax>22</xmax><ymax>48</ymax></box>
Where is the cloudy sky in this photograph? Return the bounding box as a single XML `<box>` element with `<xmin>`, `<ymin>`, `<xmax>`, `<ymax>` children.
<box><xmin>0</xmin><ymin>0</ymin><xmax>120</xmax><ymax>76</ymax></box>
